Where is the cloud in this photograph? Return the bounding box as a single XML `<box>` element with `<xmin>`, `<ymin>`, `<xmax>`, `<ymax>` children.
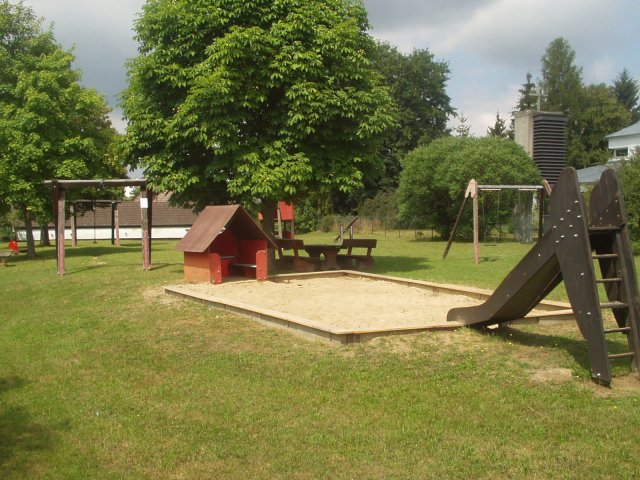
<box><xmin>22</xmin><ymin>0</ymin><xmax>144</xmax><ymax>102</ymax></box>
<box><xmin>365</xmin><ymin>0</ymin><xmax>496</xmax><ymax>31</ymax></box>
<box><xmin>18</xmin><ymin>0</ymin><xmax>640</xmax><ymax>138</ymax></box>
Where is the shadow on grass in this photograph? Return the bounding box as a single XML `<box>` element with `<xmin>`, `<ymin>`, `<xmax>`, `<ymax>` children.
<box><xmin>0</xmin><ymin>377</ymin><xmax>55</xmax><ymax>476</ymax></box>
<box><xmin>490</xmin><ymin>326</ymin><xmax>592</xmax><ymax>372</ymax></box>
<box><xmin>373</xmin><ymin>255</ymin><xmax>433</xmax><ymax>274</ymax></box>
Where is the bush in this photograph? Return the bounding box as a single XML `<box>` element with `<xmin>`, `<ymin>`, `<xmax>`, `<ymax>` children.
<box><xmin>617</xmin><ymin>148</ymin><xmax>640</xmax><ymax>240</ymax></box>
<box><xmin>397</xmin><ymin>137</ymin><xmax>542</xmax><ymax>238</ymax></box>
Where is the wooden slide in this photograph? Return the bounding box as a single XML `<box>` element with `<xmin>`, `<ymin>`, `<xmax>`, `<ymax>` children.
<box><xmin>447</xmin><ymin>167</ymin><xmax>640</xmax><ymax>386</ymax></box>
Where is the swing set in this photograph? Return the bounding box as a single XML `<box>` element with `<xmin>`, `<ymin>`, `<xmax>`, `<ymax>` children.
<box><xmin>443</xmin><ymin>179</ymin><xmax>552</xmax><ymax>264</ymax></box>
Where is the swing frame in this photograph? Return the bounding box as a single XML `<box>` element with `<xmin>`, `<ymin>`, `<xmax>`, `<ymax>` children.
<box><xmin>443</xmin><ymin>180</ymin><xmax>552</xmax><ymax>265</ymax></box>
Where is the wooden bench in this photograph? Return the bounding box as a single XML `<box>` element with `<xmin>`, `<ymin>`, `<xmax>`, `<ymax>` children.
<box><xmin>337</xmin><ymin>239</ymin><xmax>377</xmax><ymax>270</ymax></box>
<box><xmin>229</xmin><ymin>240</ymin><xmax>268</xmax><ymax>281</ymax></box>
<box><xmin>208</xmin><ymin>240</ymin><xmax>268</xmax><ymax>284</ymax></box>
<box><xmin>275</xmin><ymin>238</ymin><xmax>320</xmax><ymax>272</ymax></box>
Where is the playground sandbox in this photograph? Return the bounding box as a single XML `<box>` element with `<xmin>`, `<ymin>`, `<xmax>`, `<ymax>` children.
<box><xmin>165</xmin><ymin>271</ymin><xmax>574</xmax><ymax>343</ymax></box>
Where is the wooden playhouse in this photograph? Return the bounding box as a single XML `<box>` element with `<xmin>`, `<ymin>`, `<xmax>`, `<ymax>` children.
<box><xmin>176</xmin><ymin>205</ymin><xmax>277</xmax><ymax>284</ymax></box>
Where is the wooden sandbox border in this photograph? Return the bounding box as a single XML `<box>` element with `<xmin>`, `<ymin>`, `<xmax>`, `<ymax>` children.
<box><xmin>164</xmin><ymin>271</ymin><xmax>574</xmax><ymax>344</ymax></box>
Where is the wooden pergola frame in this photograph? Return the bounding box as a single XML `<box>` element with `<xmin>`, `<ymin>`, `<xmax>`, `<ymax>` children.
<box><xmin>44</xmin><ymin>179</ymin><xmax>153</xmax><ymax>275</ymax></box>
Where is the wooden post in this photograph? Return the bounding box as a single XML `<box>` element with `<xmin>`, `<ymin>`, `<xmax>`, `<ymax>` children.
<box><xmin>57</xmin><ymin>186</ymin><xmax>66</xmax><ymax>275</ymax></box>
<box><xmin>538</xmin><ymin>188</ymin><xmax>544</xmax><ymax>239</ymax></box>
<box><xmin>70</xmin><ymin>203</ymin><xmax>77</xmax><ymax>247</ymax></box>
<box><xmin>472</xmin><ymin>180</ymin><xmax>479</xmax><ymax>265</ymax></box>
<box><xmin>110</xmin><ymin>202</ymin><xmax>116</xmax><ymax>245</ymax></box>
<box><xmin>148</xmin><ymin>190</ymin><xmax>153</xmax><ymax>266</ymax></box>
<box><xmin>114</xmin><ymin>204</ymin><xmax>120</xmax><ymax>247</ymax></box>
<box><xmin>140</xmin><ymin>187</ymin><xmax>150</xmax><ymax>270</ymax></box>
<box><xmin>276</xmin><ymin>203</ymin><xmax>283</xmax><ymax>239</ymax></box>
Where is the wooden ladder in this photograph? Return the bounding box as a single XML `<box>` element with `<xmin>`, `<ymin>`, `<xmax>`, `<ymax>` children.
<box><xmin>584</xmin><ymin>168</ymin><xmax>640</xmax><ymax>385</ymax></box>
<box><xmin>550</xmin><ymin>168</ymin><xmax>640</xmax><ymax>386</ymax></box>
<box><xmin>588</xmin><ymin>223</ymin><xmax>640</xmax><ymax>384</ymax></box>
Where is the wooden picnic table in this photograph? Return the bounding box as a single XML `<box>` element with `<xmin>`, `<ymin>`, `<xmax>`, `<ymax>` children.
<box><xmin>303</xmin><ymin>244</ymin><xmax>342</xmax><ymax>270</ymax></box>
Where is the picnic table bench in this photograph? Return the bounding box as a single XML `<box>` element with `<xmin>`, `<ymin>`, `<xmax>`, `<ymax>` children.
<box><xmin>337</xmin><ymin>239</ymin><xmax>377</xmax><ymax>270</ymax></box>
<box><xmin>275</xmin><ymin>238</ymin><xmax>321</xmax><ymax>272</ymax></box>
<box><xmin>0</xmin><ymin>250</ymin><xmax>12</xmax><ymax>267</ymax></box>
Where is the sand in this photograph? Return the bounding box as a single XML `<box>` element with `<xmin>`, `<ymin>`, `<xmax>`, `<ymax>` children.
<box><xmin>172</xmin><ymin>275</ymin><xmax>483</xmax><ymax>332</ymax></box>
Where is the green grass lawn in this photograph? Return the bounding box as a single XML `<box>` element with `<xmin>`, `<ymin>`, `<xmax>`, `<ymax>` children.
<box><xmin>1</xmin><ymin>235</ymin><xmax>639</xmax><ymax>479</ymax></box>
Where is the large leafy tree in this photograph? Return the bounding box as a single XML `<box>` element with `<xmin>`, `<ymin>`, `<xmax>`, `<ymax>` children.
<box><xmin>534</xmin><ymin>37</ymin><xmax>634</xmax><ymax>168</ymax></box>
<box><xmin>121</xmin><ymin>0</ymin><xmax>395</xmax><ymax>234</ymax></box>
<box><xmin>0</xmin><ymin>1</ymin><xmax>122</xmax><ymax>256</ymax></box>
<box><xmin>571</xmin><ymin>83</ymin><xmax>631</xmax><ymax>168</ymax></box>
<box><xmin>370</xmin><ymin>42</ymin><xmax>453</xmax><ymax>189</ymax></box>
<box><xmin>397</xmin><ymin>137</ymin><xmax>541</xmax><ymax>238</ymax></box>
<box><xmin>540</xmin><ymin>37</ymin><xmax>583</xmax><ymax>113</ymax></box>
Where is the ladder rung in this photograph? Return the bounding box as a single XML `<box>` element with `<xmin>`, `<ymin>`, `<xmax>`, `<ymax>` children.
<box><xmin>589</xmin><ymin>226</ymin><xmax>621</xmax><ymax>233</ymax></box>
<box><xmin>604</xmin><ymin>327</ymin><xmax>631</xmax><ymax>334</ymax></box>
<box><xmin>600</xmin><ymin>301</ymin><xmax>628</xmax><ymax>309</ymax></box>
<box><xmin>596</xmin><ymin>278</ymin><xmax>621</xmax><ymax>284</ymax></box>
<box><xmin>592</xmin><ymin>253</ymin><xmax>618</xmax><ymax>260</ymax></box>
<box><xmin>608</xmin><ymin>352</ymin><xmax>635</xmax><ymax>360</ymax></box>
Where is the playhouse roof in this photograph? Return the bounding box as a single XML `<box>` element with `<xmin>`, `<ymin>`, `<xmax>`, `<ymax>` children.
<box><xmin>175</xmin><ymin>205</ymin><xmax>277</xmax><ymax>253</ymax></box>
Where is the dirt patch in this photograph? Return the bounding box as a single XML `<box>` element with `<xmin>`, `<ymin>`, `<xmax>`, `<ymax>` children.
<box><xmin>143</xmin><ymin>286</ymin><xmax>182</xmax><ymax>306</ymax></box>
<box><xmin>530</xmin><ymin>367</ymin><xmax>575</xmax><ymax>384</ymax></box>
<box><xmin>588</xmin><ymin>374</ymin><xmax>640</xmax><ymax>398</ymax></box>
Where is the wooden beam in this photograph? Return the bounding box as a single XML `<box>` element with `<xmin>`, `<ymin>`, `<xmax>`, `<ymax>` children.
<box><xmin>44</xmin><ymin>179</ymin><xmax>146</xmax><ymax>188</ymax></box>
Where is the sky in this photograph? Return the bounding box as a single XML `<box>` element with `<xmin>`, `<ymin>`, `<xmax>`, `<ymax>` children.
<box><xmin>19</xmin><ymin>0</ymin><xmax>640</xmax><ymax>136</ymax></box>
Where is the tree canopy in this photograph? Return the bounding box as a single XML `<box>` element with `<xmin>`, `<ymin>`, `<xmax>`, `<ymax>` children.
<box><xmin>0</xmin><ymin>0</ymin><xmax>121</xmax><ymax>255</ymax></box>
<box><xmin>486</xmin><ymin>111</ymin><xmax>510</xmax><ymax>139</ymax></box>
<box><xmin>516</xmin><ymin>72</ymin><xmax>538</xmax><ymax>111</ymax></box>
<box><xmin>520</xmin><ymin>37</ymin><xmax>637</xmax><ymax>168</ymax></box>
<box><xmin>397</xmin><ymin>137</ymin><xmax>541</xmax><ymax>238</ymax></box>
<box><xmin>121</xmin><ymin>0</ymin><xmax>395</xmax><ymax>222</ymax></box>
<box><xmin>571</xmin><ymin>83</ymin><xmax>631</xmax><ymax>168</ymax></box>
<box><xmin>370</xmin><ymin>42</ymin><xmax>453</xmax><ymax>189</ymax></box>
<box><xmin>540</xmin><ymin>37</ymin><xmax>583</xmax><ymax>114</ymax></box>
<box><xmin>613</xmin><ymin>68</ymin><xmax>640</xmax><ymax>123</ymax></box>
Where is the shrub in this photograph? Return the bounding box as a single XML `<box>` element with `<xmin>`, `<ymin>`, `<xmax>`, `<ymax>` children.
<box><xmin>617</xmin><ymin>148</ymin><xmax>640</xmax><ymax>240</ymax></box>
<box><xmin>397</xmin><ymin>137</ymin><xmax>542</xmax><ymax>238</ymax></box>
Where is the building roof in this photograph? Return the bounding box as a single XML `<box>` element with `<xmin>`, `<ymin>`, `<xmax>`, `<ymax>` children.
<box><xmin>66</xmin><ymin>201</ymin><xmax>198</xmax><ymax>228</ymax></box>
<box><xmin>577</xmin><ymin>164</ymin><xmax>611</xmax><ymax>184</ymax></box>
<box><xmin>576</xmin><ymin>159</ymin><xmax>623</xmax><ymax>184</ymax></box>
<box><xmin>606</xmin><ymin>120</ymin><xmax>640</xmax><ymax>139</ymax></box>
<box><xmin>175</xmin><ymin>205</ymin><xmax>277</xmax><ymax>253</ymax></box>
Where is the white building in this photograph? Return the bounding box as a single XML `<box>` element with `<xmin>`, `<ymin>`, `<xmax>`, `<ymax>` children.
<box><xmin>606</xmin><ymin>120</ymin><xmax>640</xmax><ymax>160</ymax></box>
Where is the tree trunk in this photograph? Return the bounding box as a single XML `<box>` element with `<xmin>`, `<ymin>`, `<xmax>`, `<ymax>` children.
<box><xmin>40</xmin><ymin>224</ymin><xmax>51</xmax><ymax>246</ymax></box>
<box><xmin>261</xmin><ymin>198</ymin><xmax>277</xmax><ymax>271</ymax></box>
<box><xmin>23</xmin><ymin>207</ymin><xmax>36</xmax><ymax>258</ymax></box>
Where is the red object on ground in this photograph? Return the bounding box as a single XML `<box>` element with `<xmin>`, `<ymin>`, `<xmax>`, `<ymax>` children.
<box><xmin>8</xmin><ymin>240</ymin><xmax>18</xmax><ymax>253</ymax></box>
